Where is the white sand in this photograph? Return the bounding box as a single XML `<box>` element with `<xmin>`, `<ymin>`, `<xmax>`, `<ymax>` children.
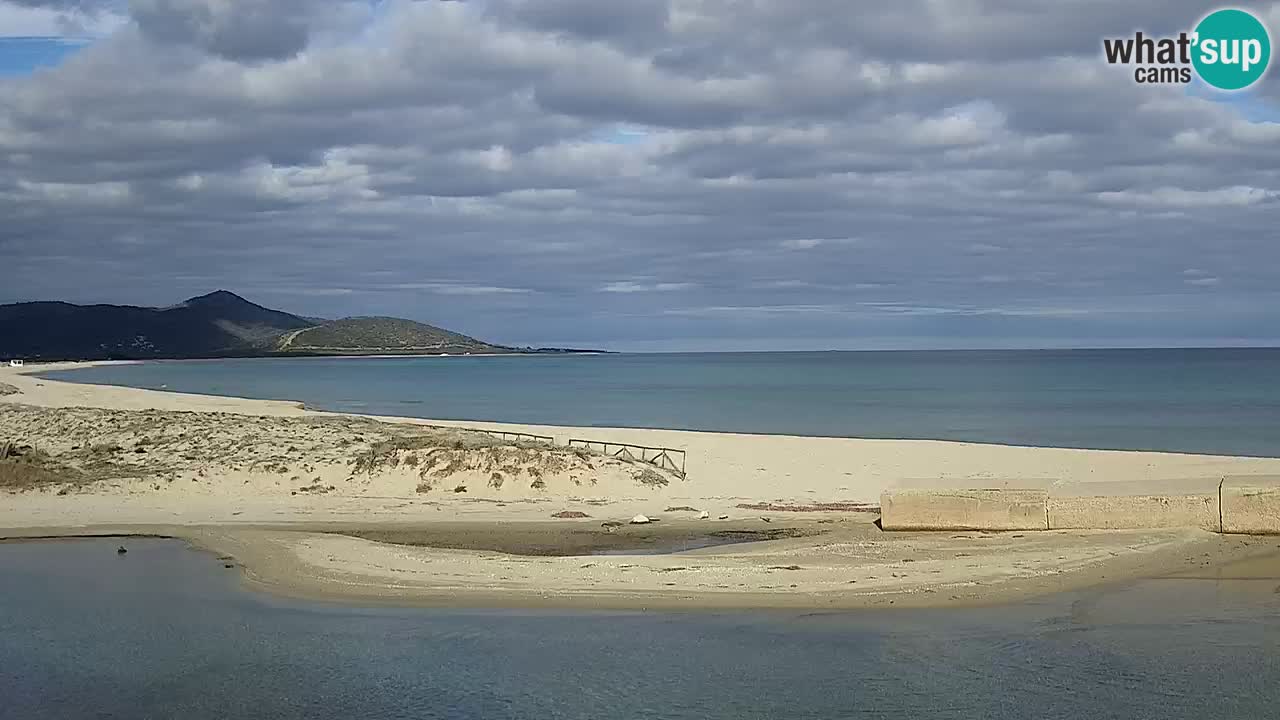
<box><xmin>4</xmin><ymin>360</ymin><xmax>1280</xmax><ymax>608</ymax></box>
<box><xmin>7</xmin><ymin>361</ymin><xmax>1280</xmax><ymax>509</ymax></box>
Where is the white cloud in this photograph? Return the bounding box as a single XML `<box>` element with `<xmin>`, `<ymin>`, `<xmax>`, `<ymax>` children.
<box><xmin>1096</xmin><ymin>186</ymin><xmax>1278</xmax><ymax>208</ymax></box>
<box><xmin>779</xmin><ymin>238</ymin><xmax>823</xmax><ymax>250</ymax></box>
<box><xmin>0</xmin><ymin>1</ymin><xmax>126</xmax><ymax>38</ymax></box>
<box><xmin>600</xmin><ymin>281</ymin><xmax>697</xmax><ymax>293</ymax></box>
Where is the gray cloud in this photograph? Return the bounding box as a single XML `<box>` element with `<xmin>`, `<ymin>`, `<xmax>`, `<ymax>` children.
<box><xmin>491</xmin><ymin>0</ymin><xmax>670</xmax><ymax>45</ymax></box>
<box><xmin>128</xmin><ymin>0</ymin><xmax>354</xmax><ymax>61</ymax></box>
<box><xmin>1</xmin><ymin>0</ymin><xmax>1279</xmax><ymax>349</ymax></box>
<box><xmin>0</xmin><ymin>0</ymin><xmax>125</xmax><ymax>36</ymax></box>
<box><xmin>6</xmin><ymin>0</ymin><xmax>107</xmax><ymax>10</ymax></box>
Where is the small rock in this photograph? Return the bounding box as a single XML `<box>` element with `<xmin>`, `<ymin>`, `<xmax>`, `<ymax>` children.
<box><xmin>116</xmin><ymin>546</ymin><xmax>127</xmax><ymax>555</ymax></box>
<box><xmin>760</xmin><ymin>516</ymin><xmax>771</xmax><ymax>523</ymax></box>
<box><xmin>698</xmin><ymin>511</ymin><xmax>710</xmax><ymax>519</ymax></box>
<box><xmin>718</xmin><ymin>514</ymin><xmax>729</xmax><ymax>520</ymax></box>
<box><xmin>629</xmin><ymin>514</ymin><xmax>652</xmax><ymax>525</ymax></box>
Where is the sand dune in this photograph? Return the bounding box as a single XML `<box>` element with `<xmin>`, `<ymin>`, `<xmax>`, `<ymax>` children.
<box><xmin>7</xmin><ymin>362</ymin><xmax>1280</xmax><ymax>507</ymax></box>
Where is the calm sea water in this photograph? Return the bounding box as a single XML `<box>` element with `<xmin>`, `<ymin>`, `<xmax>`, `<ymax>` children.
<box><xmin>2</xmin><ymin>538</ymin><xmax>1279</xmax><ymax>719</ymax></box>
<box><xmin>40</xmin><ymin>348</ymin><xmax>1280</xmax><ymax>457</ymax></box>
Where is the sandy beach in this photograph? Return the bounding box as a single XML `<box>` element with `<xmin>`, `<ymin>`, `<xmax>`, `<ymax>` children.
<box><xmin>5</xmin><ymin>360</ymin><xmax>1280</xmax><ymax>609</ymax></box>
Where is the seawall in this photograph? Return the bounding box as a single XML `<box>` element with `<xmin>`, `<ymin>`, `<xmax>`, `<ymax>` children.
<box><xmin>881</xmin><ymin>476</ymin><xmax>1280</xmax><ymax>534</ymax></box>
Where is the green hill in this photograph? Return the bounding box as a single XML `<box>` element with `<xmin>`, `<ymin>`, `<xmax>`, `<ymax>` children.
<box><xmin>0</xmin><ymin>291</ymin><xmax>312</xmax><ymax>360</ymax></box>
<box><xmin>0</xmin><ymin>291</ymin><xmax>512</xmax><ymax>360</ymax></box>
<box><xmin>277</xmin><ymin>317</ymin><xmax>507</xmax><ymax>355</ymax></box>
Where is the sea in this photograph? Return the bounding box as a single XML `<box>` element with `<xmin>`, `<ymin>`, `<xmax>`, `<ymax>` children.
<box><xmin>39</xmin><ymin>348</ymin><xmax>1280</xmax><ymax>457</ymax></box>
<box><xmin>2</xmin><ymin>538</ymin><xmax>1279</xmax><ymax>720</ymax></box>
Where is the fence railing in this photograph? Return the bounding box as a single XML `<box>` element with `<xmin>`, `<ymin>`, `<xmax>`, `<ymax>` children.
<box><xmin>482</xmin><ymin>429</ymin><xmax>554</xmax><ymax>445</ymax></box>
<box><xmin>567</xmin><ymin>438</ymin><xmax>687</xmax><ymax>478</ymax></box>
<box><xmin>409</xmin><ymin>422</ymin><xmax>686</xmax><ymax>477</ymax></box>
<box><xmin>413</xmin><ymin>422</ymin><xmax>554</xmax><ymax>446</ymax></box>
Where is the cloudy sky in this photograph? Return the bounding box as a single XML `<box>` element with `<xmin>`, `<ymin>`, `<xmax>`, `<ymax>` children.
<box><xmin>1</xmin><ymin>0</ymin><xmax>1279</xmax><ymax>351</ymax></box>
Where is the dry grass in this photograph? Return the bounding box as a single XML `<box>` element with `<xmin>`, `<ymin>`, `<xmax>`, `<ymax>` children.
<box><xmin>0</xmin><ymin>444</ymin><xmax>83</xmax><ymax>490</ymax></box>
<box><xmin>350</xmin><ymin>430</ymin><xmax>495</xmax><ymax>475</ymax></box>
<box><xmin>0</xmin><ymin>405</ymin><xmax>680</xmax><ymax>496</ymax></box>
<box><xmin>636</xmin><ymin>468</ymin><xmax>669</xmax><ymax>487</ymax></box>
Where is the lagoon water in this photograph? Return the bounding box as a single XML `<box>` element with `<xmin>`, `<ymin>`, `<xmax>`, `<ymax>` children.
<box><xmin>41</xmin><ymin>348</ymin><xmax>1280</xmax><ymax>457</ymax></box>
<box><xmin>2</xmin><ymin>538</ymin><xmax>1280</xmax><ymax>719</ymax></box>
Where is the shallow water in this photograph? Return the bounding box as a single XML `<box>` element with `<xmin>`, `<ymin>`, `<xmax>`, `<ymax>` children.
<box><xmin>3</xmin><ymin>538</ymin><xmax>1280</xmax><ymax>719</ymax></box>
<box><xmin>42</xmin><ymin>348</ymin><xmax>1280</xmax><ymax>456</ymax></box>
<box><xmin>589</xmin><ymin>535</ymin><xmax>747</xmax><ymax>556</ymax></box>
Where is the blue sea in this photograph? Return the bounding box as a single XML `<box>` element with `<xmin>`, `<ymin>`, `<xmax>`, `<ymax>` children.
<box><xmin>2</xmin><ymin>538</ymin><xmax>1279</xmax><ymax>719</ymax></box>
<box><xmin>40</xmin><ymin>348</ymin><xmax>1280</xmax><ymax>457</ymax></box>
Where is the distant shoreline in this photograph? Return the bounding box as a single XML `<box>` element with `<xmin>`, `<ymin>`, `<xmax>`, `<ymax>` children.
<box><xmin>26</xmin><ymin>352</ymin><xmax>1280</xmax><ymax>460</ymax></box>
<box><xmin>9</xmin><ymin>349</ymin><xmax>612</xmax><ymax>365</ymax></box>
<box><xmin>13</xmin><ymin>346</ymin><xmax>1280</xmax><ymax>367</ymax></box>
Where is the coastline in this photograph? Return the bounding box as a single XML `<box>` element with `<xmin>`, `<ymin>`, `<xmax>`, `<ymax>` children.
<box><xmin>5</xmin><ymin>361</ymin><xmax>1280</xmax><ymax>609</ymax></box>
<box><xmin>7</xmin><ymin>522</ymin><xmax>1275</xmax><ymax>611</ymax></box>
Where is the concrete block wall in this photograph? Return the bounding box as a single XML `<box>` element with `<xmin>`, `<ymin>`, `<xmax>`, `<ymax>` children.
<box><xmin>1220</xmin><ymin>475</ymin><xmax>1280</xmax><ymax>535</ymax></box>
<box><xmin>879</xmin><ymin>488</ymin><xmax>1048</xmax><ymax>531</ymax></box>
<box><xmin>1047</xmin><ymin>479</ymin><xmax>1221</xmax><ymax>532</ymax></box>
<box><xmin>880</xmin><ymin>475</ymin><xmax>1280</xmax><ymax>534</ymax></box>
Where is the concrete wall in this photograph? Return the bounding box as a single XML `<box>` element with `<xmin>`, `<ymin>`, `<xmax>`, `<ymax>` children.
<box><xmin>881</xmin><ymin>475</ymin><xmax>1280</xmax><ymax>534</ymax></box>
<box><xmin>1047</xmin><ymin>479</ymin><xmax>1221</xmax><ymax>532</ymax></box>
<box><xmin>1221</xmin><ymin>475</ymin><xmax>1280</xmax><ymax>535</ymax></box>
<box><xmin>880</xmin><ymin>488</ymin><xmax>1048</xmax><ymax>531</ymax></box>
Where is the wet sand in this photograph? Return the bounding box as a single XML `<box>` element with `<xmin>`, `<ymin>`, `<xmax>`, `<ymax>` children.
<box><xmin>5</xmin><ymin>519</ymin><xmax>1275</xmax><ymax>610</ymax></box>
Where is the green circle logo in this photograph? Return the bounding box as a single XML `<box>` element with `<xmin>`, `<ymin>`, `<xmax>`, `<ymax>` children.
<box><xmin>1192</xmin><ymin>8</ymin><xmax>1271</xmax><ymax>90</ymax></box>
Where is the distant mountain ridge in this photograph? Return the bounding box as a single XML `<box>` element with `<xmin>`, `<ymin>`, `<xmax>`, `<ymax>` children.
<box><xmin>0</xmin><ymin>291</ymin><xmax>515</xmax><ymax>360</ymax></box>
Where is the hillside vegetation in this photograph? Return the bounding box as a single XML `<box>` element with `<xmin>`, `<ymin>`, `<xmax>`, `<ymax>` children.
<box><xmin>278</xmin><ymin>317</ymin><xmax>506</xmax><ymax>354</ymax></box>
<box><xmin>0</xmin><ymin>291</ymin><xmax>511</xmax><ymax>360</ymax></box>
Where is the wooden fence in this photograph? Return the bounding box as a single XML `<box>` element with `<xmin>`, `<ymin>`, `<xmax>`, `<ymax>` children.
<box><xmin>415</xmin><ymin>423</ymin><xmax>554</xmax><ymax>446</ymax></box>
<box><xmin>410</xmin><ymin>423</ymin><xmax>686</xmax><ymax>477</ymax></box>
<box><xmin>567</xmin><ymin>438</ymin><xmax>687</xmax><ymax>479</ymax></box>
<box><xmin>481</xmin><ymin>429</ymin><xmax>554</xmax><ymax>445</ymax></box>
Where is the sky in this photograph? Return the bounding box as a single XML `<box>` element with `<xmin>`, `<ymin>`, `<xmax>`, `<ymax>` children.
<box><xmin>1</xmin><ymin>1</ymin><xmax>1279</xmax><ymax>351</ymax></box>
